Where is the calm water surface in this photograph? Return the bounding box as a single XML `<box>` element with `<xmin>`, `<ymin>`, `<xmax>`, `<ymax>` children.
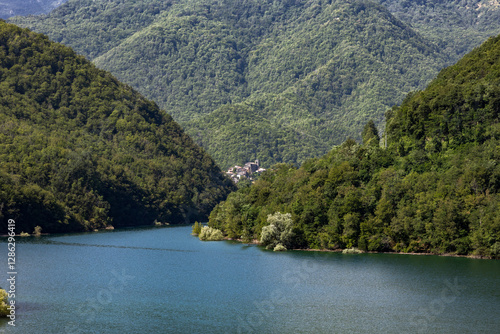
<box><xmin>0</xmin><ymin>225</ymin><xmax>499</xmax><ymax>333</ymax></box>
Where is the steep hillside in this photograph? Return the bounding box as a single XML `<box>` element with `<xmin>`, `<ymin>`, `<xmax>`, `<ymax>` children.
<box><xmin>187</xmin><ymin>98</ymin><xmax>333</xmax><ymax>168</ymax></box>
<box><xmin>386</xmin><ymin>32</ymin><xmax>500</xmax><ymax>154</ymax></box>
<box><xmin>9</xmin><ymin>0</ymin><xmax>176</xmax><ymax>59</ymax></box>
<box><xmin>9</xmin><ymin>0</ymin><xmax>500</xmax><ymax>168</ymax></box>
<box><xmin>377</xmin><ymin>0</ymin><xmax>500</xmax><ymax>57</ymax></box>
<box><xmin>0</xmin><ymin>21</ymin><xmax>235</xmax><ymax>234</ymax></box>
<box><xmin>186</xmin><ymin>0</ymin><xmax>446</xmax><ymax>168</ymax></box>
<box><xmin>208</xmin><ymin>35</ymin><xmax>500</xmax><ymax>258</ymax></box>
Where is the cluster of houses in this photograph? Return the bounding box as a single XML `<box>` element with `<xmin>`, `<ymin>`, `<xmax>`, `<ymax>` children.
<box><xmin>226</xmin><ymin>160</ymin><xmax>266</xmax><ymax>183</ymax></box>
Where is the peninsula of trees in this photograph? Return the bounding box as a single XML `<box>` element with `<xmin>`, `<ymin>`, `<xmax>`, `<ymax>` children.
<box><xmin>208</xmin><ymin>35</ymin><xmax>500</xmax><ymax>258</ymax></box>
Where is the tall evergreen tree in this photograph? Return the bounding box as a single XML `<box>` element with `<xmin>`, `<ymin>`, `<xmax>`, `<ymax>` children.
<box><xmin>362</xmin><ymin>120</ymin><xmax>380</xmax><ymax>147</ymax></box>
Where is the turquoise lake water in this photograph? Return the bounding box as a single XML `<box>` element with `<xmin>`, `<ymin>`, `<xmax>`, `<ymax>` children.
<box><xmin>0</xmin><ymin>225</ymin><xmax>499</xmax><ymax>333</ymax></box>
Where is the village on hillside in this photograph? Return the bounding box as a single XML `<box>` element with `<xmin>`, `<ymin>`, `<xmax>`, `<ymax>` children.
<box><xmin>225</xmin><ymin>160</ymin><xmax>266</xmax><ymax>183</ymax></box>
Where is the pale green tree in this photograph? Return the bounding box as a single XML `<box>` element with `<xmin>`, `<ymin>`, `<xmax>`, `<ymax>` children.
<box><xmin>0</xmin><ymin>288</ymin><xmax>9</xmax><ymax>317</ymax></box>
<box><xmin>199</xmin><ymin>226</ymin><xmax>224</xmax><ymax>241</ymax></box>
<box><xmin>260</xmin><ymin>212</ymin><xmax>295</xmax><ymax>250</ymax></box>
<box><xmin>33</xmin><ymin>225</ymin><xmax>42</xmax><ymax>237</ymax></box>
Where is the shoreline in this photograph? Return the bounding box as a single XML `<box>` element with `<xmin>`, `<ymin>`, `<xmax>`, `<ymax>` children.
<box><xmin>2</xmin><ymin>227</ymin><xmax>495</xmax><ymax>260</ymax></box>
<box><xmin>0</xmin><ymin>222</ymin><xmax>186</xmax><ymax>238</ymax></box>
<box><xmin>225</xmin><ymin>237</ymin><xmax>495</xmax><ymax>260</ymax></box>
<box><xmin>298</xmin><ymin>248</ymin><xmax>492</xmax><ymax>259</ymax></box>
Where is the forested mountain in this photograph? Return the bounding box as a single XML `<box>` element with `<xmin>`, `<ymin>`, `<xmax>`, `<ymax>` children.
<box><xmin>0</xmin><ymin>0</ymin><xmax>68</xmax><ymax>19</ymax></box>
<box><xmin>0</xmin><ymin>21</ymin><xmax>235</xmax><ymax>234</ymax></box>
<box><xmin>377</xmin><ymin>0</ymin><xmax>500</xmax><ymax>57</ymax></box>
<box><xmin>9</xmin><ymin>0</ymin><xmax>500</xmax><ymax>169</ymax></box>
<box><xmin>185</xmin><ymin>0</ymin><xmax>446</xmax><ymax>168</ymax></box>
<box><xmin>208</xmin><ymin>35</ymin><xmax>500</xmax><ymax>258</ymax></box>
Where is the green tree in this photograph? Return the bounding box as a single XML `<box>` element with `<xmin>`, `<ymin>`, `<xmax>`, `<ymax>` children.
<box><xmin>362</xmin><ymin>120</ymin><xmax>380</xmax><ymax>147</ymax></box>
<box><xmin>260</xmin><ymin>212</ymin><xmax>295</xmax><ymax>250</ymax></box>
<box><xmin>192</xmin><ymin>221</ymin><xmax>202</xmax><ymax>235</ymax></box>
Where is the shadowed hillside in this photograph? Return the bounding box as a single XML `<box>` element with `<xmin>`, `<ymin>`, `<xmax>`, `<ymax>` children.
<box><xmin>0</xmin><ymin>21</ymin><xmax>235</xmax><ymax>233</ymax></box>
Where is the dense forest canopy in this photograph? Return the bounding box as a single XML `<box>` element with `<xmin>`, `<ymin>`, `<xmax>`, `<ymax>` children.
<box><xmin>377</xmin><ymin>0</ymin><xmax>500</xmax><ymax>57</ymax></box>
<box><xmin>10</xmin><ymin>0</ymin><xmax>500</xmax><ymax>168</ymax></box>
<box><xmin>208</xmin><ymin>35</ymin><xmax>500</xmax><ymax>258</ymax></box>
<box><xmin>0</xmin><ymin>21</ymin><xmax>235</xmax><ymax>234</ymax></box>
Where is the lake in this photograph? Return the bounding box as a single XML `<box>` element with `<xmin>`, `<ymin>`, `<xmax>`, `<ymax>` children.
<box><xmin>0</xmin><ymin>225</ymin><xmax>499</xmax><ymax>333</ymax></box>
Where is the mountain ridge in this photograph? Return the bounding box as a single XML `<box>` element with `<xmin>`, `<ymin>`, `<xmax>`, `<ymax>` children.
<box><xmin>0</xmin><ymin>0</ymin><xmax>68</xmax><ymax>19</ymax></box>
<box><xmin>0</xmin><ymin>20</ymin><xmax>235</xmax><ymax>234</ymax></box>
<box><xmin>8</xmin><ymin>0</ymin><xmax>500</xmax><ymax>169</ymax></box>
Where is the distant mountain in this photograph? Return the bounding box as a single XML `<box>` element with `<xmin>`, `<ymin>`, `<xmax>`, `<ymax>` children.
<box><xmin>0</xmin><ymin>21</ymin><xmax>235</xmax><ymax>234</ymax></box>
<box><xmin>377</xmin><ymin>0</ymin><xmax>500</xmax><ymax>57</ymax></box>
<box><xmin>208</xmin><ymin>34</ymin><xmax>500</xmax><ymax>258</ymax></box>
<box><xmin>10</xmin><ymin>0</ymin><xmax>500</xmax><ymax>168</ymax></box>
<box><xmin>0</xmin><ymin>0</ymin><xmax>68</xmax><ymax>19</ymax></box>
<box><xmin>184</xmin><ymin>0</ymin><xmax>447</xmax><ymax>168</ymax></box>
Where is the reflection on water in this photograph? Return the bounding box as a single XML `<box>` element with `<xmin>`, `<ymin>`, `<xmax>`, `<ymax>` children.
<box><xmin>45</xmin><ymin>240</ymin><xmax>197</xmax><ymax>253</ymax></box>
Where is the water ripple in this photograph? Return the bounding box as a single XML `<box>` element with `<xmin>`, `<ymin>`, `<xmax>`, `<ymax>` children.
<box><xmin>45</xmin><ymin>239</ymin><xmax>197</xmax><ymax>252</ymax></box>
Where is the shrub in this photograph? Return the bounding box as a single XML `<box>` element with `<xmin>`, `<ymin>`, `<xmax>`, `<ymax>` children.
<box><xmin>342</xmin><ymin>248</ymin><xmax>363</xmax><ymax>254</ymax></box>
<box><xmin>199</xmin><ymin>226</ymin><xmax>224</xmax><ymax>241</ymax></box>
<box><xmin>273</xmin><ymin>243</ymin><xmax>287</xmax><ymax>251</ymax></box>
<box><xmin>0</xmin><ymin>289</ymin><xmax>9</xmax><ymax>317</ymax></box>
<box><xmin>33</xmin><ymin>226</ymin><xmax>43</xmax><ymax>236</ymax></box>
